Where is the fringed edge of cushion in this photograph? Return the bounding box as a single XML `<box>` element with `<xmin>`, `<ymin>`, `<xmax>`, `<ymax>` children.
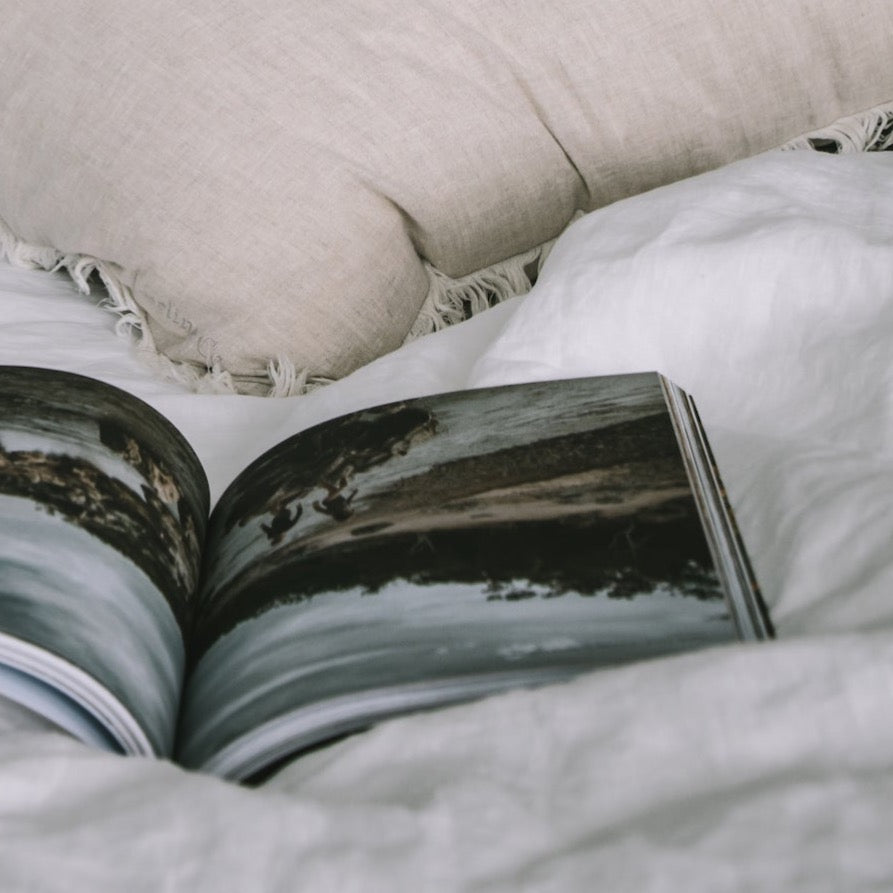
<box><xmin>0</xmin><ymin>210</ymin><xmax>560</xmax><ymax>397</ymax></box>
<box><xmin>779</xmin><ymin>100</ymin><xmax>893</xmax><ymax>153</ymax></box>
<box><xmin>0</xmin><ymin>216</ymin><xmax>245</xmax><ymax>393</ymax></box>
<box><xmin>0</xmin><ymin>217</ymin><xmax>329</xmax><ymax>397</ymax></box>
<box><xmin>405</xmin><ymin>240</ymin><xmax>559</xmax><ymax>343</ymax></box>
<box><xmin>4</xmin><ymin>99</ymin><xmax>893</xmax><ymax>397</ymax></box>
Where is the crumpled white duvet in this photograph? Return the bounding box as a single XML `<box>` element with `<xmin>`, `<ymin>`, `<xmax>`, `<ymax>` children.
<box><xmin>1</xmin><ymin>149</ymin><xmax>893</xmax><ymax>891</ymax></box>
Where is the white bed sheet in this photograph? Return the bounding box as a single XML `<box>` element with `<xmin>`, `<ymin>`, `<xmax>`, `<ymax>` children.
<box><xmin>1</xmin><ymin>149</ymin><xmax>893</xmax><ymax>891</ymax></box>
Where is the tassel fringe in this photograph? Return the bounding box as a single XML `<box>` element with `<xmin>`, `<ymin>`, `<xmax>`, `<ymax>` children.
<box><xmin>405</xmin><ymin>241</ymin><xmax>557</xmax><ymax>342</ymax></box>
<box><xmin>3</xmin><ymin>100</ymin><xmax>893</xmax><ymax>396</ymax></box>
<box><xmin>779</xmin><ymin>102</ymin><xmax>893</xmax><ymax>153</ymax></box>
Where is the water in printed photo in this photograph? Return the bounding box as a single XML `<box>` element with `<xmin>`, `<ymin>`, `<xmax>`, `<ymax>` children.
<box><xmin>179</xmin><ymin>575</ymin><xmax>733</xmax><ymax>771</ymax></box>
<box><xmin>0</xmin><ymin>367</ymin><xmax>209</xmax><ymax>752</ymax></box>
<box><xmin>0</xmin><ymin>495</ymin><xmax>182</xmax><ymax>752</ymax></box>
<box><xmin>180</xmin><ymin>374</ymin><xmax>738</xmax><ymax>769</ymax></box>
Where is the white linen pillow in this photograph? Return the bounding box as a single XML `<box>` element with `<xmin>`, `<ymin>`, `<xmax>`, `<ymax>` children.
<box><xmin>471</xmin><ymin>151</ymin><xmax>893</xmax><ymax>439</ymax></box>
<box><xmin>1</xmin><ymin>0</ymin><xmax>893</xmax><ymax>394</ymax></box>
<box><xmin>471</xmin><ymin>149</ymin><xmax>893</xmax><ymax>633</ymax></box>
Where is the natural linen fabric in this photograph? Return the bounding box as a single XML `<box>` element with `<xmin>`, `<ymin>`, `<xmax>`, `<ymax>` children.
<box><xmin>1</xmin><ymin>0</ymin><xmax>893</xmax><ymax>394</ymax></box>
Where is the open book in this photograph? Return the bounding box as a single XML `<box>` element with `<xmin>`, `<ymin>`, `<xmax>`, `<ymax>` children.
<box><xmin>0</xmin><ymin>366</ymin><xmax>771</xmax><ymax>781</ymax></box>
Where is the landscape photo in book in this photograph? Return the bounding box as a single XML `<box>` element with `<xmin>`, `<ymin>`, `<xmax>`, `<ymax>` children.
<box><xmin>0</xmin><ymin>367</ymin><xmax>208</xmax><ymax>754</ymax></box>
<box><xmin>0</xmin><ymin>365</ymin><xmax>765</xmax><ymax>779</ymax></box>
<box><xmin>177</xmin><ymin>374</ymin><xmax>739</xmax><ymax>774</ymax></box>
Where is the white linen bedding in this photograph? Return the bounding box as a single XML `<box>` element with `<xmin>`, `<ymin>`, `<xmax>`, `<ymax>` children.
<box><xmin>2</xmin><ymin>148</ymin><xmax>893</xmax><ymax>890</ymax></box>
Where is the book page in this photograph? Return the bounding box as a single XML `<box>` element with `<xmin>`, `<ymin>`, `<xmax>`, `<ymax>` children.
<box><xmin>0</xmin><ymin>367</ymin><xmax>209</xmax><ymax>754</ymax></box>
<box><xmin>179</xmin><ymin>374</ymin><xmax>740</xmax><ymax>778</ymax></box>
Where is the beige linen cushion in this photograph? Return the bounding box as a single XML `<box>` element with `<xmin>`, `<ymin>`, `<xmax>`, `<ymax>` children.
<box><xmin>1</xmin><ymin>0</ymin><xmax>892</xmax><ymax>394</ymax></box>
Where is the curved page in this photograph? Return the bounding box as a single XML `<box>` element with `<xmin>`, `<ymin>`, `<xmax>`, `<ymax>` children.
<box><xmin>0</xmin><ymin>367</ymin><xmax>208</xmax><ymax>754</ymax></box>
<box><xmin>179</xmin><ymin>374</ymin><xmax>748</xmax><ymax>779</ymax></box>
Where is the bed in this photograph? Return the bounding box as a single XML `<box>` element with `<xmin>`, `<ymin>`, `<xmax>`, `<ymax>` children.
<box><xmin>3</xmin><ymin>2</ymin><xmax>893</xmax><ymax>889</ymax></box>
<box><xmin>2</xmin><ymin>138</ymin><xmax>893</xmax><ymax>889</ymax></box>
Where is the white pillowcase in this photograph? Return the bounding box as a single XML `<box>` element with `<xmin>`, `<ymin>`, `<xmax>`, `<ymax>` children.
<box><xmin>473</xmin><ymin>150</ymin><xmax>893</xmax><ymax>635</ymax></box>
